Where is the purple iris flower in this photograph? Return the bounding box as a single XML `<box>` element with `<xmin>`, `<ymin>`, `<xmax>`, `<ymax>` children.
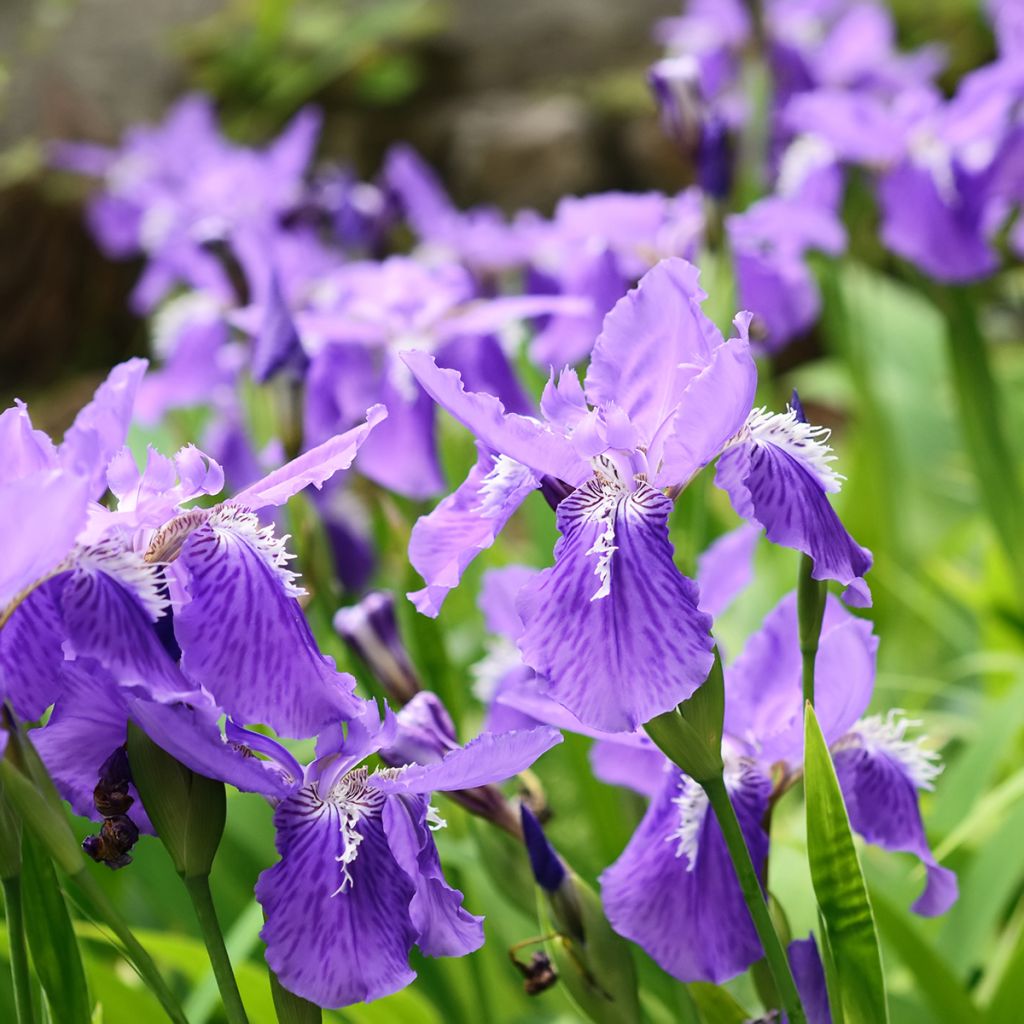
<box><xmin>252</xmin><ymin>700</ymin><xmax>562</xmax><ymax>1007</ymax></box>
<box><xmin>297</xmin><ymin>255</ymin><xmax>583</xmax><ymax>498</ymax></box>
<box><xmin>53</xmin><ymin>95</ymin><xmax>321</xmax><ymax>314</ymax></box>
<box><xmin>597</xmin><ymin>590</ymin><xmax>956</xmax><ymax>985</ymax></box>
<box><xmin>403</xmin><ymin>257</ymin><xmax>870</xmax><ymax>731</ymax></box>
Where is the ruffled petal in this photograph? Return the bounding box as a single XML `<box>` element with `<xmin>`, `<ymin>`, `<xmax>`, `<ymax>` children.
<box><xmin>408</xmin><ymin>444</ymin><xmax>540</xmax><ymax>617</ymax></box>
<box><xmin>478</xmin><ymin>565</ymin><xmax>539</xmax><ymax>640</ymax></box>
<box><xmin>401</xmin><ymin>351</ymin><xmax>587</xmax><ymax>484</ymax></box>
<box><xmin>833</xmin><ymin>717</ymin><xmax>957</xmax><ymax>917</ymax></box>
<box><xmin>231</xmin><ymin>405</ymin><xmax>386</xmax><ymax>510</ymax></box>
<box><xmin>175</xmin><ymin>508</ymin><xmax>364</xmax><ymax>737</ymax></box>
<box><xmin>589</xmin><ymin>735</ymin><xmax>669</xmax><ymax>798</ymax></box>
<box><xmin>256</xmin><ymin>783</ymin><xmax>418</xmax><ymax>1007</ymax></box>
<box><xmin>516</xmin><ymin>479</ymin><xmax>713</xmax><ymax>732</ymax></box>
<box><xmin>600</xmin><ymin>764</ymin><xmax>770</xmax><ymax>983</ymax></box>
<box><xmin>372</xmin><ymin>726</ymin><xmax>562</xmax><ymax>795</ymax></box>
<box><xmin>715</xmin><ymin>414</ymin><xmax>872</xmax><ymax>599</ymax></box>
<box><xmin>382</xmin><ymin>793</ymin><xmax>484</xmax><ymax>957</ymax></box>
<box><xmin>584</xmin><ymin>258</ymin><xmax>725</xmax><ymax>448</ymax></box>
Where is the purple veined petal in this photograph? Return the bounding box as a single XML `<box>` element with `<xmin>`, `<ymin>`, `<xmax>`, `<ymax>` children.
<box><xmin>583</xmin><ymin>258</ymin><xmax>725</xmax><ymax>448</ymax></box>
<box><xmin>125</xmin><ymin>689</ymin><xmax>295</xmax><ymax>799</ymax></box>
<box><xmin>715</xmin><ymin>409</ymin><xmax>872</xmax><ymax>601</ymax></box>
<box><xmin>589</xmin><ymin>735</ymin><xmax>670</xmax><ymax>798</ymax></box>
<box><xmin>0</xmin><ymin>470</ymin><xmax>90</xmax><ymax>609</ymax></box>
<box><xmin>225</xmin><ymin>719</ymin><xmax>304</xmax><ymax>784</ymax></box>
<box><xmin>435</xmin><ymin>333</ymin><xmax>532</xmax><ymax>417</ymax></box>
<box><xmin>60</xmin><ymin>358</ymin><xmax>148</xmax><ymax>499</ymax></box>
<box><xmin>31</xmin><ymin>660</ymin><xmax>152</xmax><ymax>833</ymax></box>
<box><xmin>407</xmin><ymin>444</ymin><xmax>541</xmax><ymax>618</ymax></box>
<box><xmin>516</xmin><ymin>479</ymin><xmax>714</xmax><ymax>732</ymax></box>
<box><xmin>303</xmin><ymin>343</ymin><xmax>379</xmax><ymax>450</ymax></box>
<box><xmin>725</xmin><ymin>592</ymin><xmax>877</xmax><ymax>767</ymax></box>
<box><xmin>0</xmin><ymin>400</ymin><xmax>57</xmax><ymax>481</ymax></box>
<box><xmin>380</xmin><ymin>692</ymin><xmax>458</xmax><ymax>767</ymax></box>
<box><xmin>878</xmin><ymin>160</ymin><xmax>999</xmax><ymax>283</ymax></box>
<box><xmin>788</xmin><ymin>935</ymin><xmax>832</xmax><ymax>1024</ymax></box>
<box><xmin>600</xmin><ymin>762</ymin><xmax>770</xmax><ymax>983</ymax></box>
<box><xmin>833</xmin><ymin>714</ymin><xmax>957</xmax><ymax>916</ymax></box>
<box><xmin>0</xmin><ymin>575</ymin><xmax>70</xmax><ymax>720</ymax></box>
<box><xmin>381</xmin><ymin>792</ymin><xmax>484</xmax><ymax>957</ymax></box>
<box><xmin>352</xmin><ymin>372</ymin><xmax>444</xmax><ymax>500</ymax></box>
<box><xmin>655</xmin><ymin>323</ymin><xmax>757</xmax><ymax>487</ymax></box>
<box><xmin>60</xmin><ymin>546</ymin><xmax>187</xmax><ymax>702</ymax></box>
<box><xmin>175</xmin><ymin>506</ymin><xmax>364</xmax><ymax>738</ymax></box>
<box><xmin>232</xmin><ymin>404</ymin><xmax>386</xmax><ymax>510</ymax></box>
<box><xmin>371</xmin><ymin>726</ymin><xmax>563</xmax><ymax>796</ymax></box>
<box><xmin>256</xmin><ymin>779</ymin><xmax>419</xmax><ymax>1007</ymax></box>
<box><xmin>479</xmin><ymin>565</ymin><xmax>540</xmax><ymax>640</ymax></box>
<box><xmin>492</xmin><ymin>678</ymin><xmax>626</xmax><ymax>740</ymax></box>
<box><xmin>695</xmin><ymin>523</ymin><xmax>761</xmax><ymax>617</ymax></box>
<box><xmin>401</xmin><ymin>351</ymin><xmax>588</xmax><ymax>485</ymax></box>
<box><xmin>314</xmin><ymin>702</ymin><xmax>397</xmax><ymax>778</ymax></box>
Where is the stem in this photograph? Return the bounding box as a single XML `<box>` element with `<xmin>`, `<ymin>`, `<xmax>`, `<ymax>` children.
<box><xmin>941</xmin><ymin>287</ymin><xmax>1024</xmax><ymax>604</ymax></box>
<box><xmin>797</xmin><ymin>554</ymin><xmax>826</xmax><ymax>708</ymax></box>
<box><xmin>2</xmin><ymin>877</ymin><xmax>35</xmax><ymax>1024</ymax></box>
<box><xmin>72</xmin><ymin>869</ymin><xmax>189</xmax><ymax>1024</ymax></box>
<box><xmin>184</xmin><ymin>875</ymin><xmax>250</xmax><ymax>1024</ymax></box>
<box><xmin>703</xmin><ymin>775</ymin><xmax>806</xmax><ymax>1024</ymax></box>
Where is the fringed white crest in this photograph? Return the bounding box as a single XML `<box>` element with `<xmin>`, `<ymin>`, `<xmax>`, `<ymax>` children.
<box><xmin>323</xmin><ymin>769</ymin><xmax>387</xmax><ymax>896</ymax></box>
<box><xmin>667</xmin><ymin>774</ymin><xmax>708</xmax><ymax>870</ymax></box>
<box><xmin>474</xmin><ymin>454</ymin><xmax>537</xmax><ymax>519</ymax></box>
<box><xmin>77</xmin><ymin>538</ymin><xmax>168</xmax><ymax>620</ymax></box>
<box><xmin>841</xmin><ymin>709</ymin><xmax>943</xmax><ymax>791</ymax></box>
<box><xmin>739</xmin><ymin>406</ymin><xmax>844</xmax><ymax>493</ymax></box>
<box><xmin>210</xmin><ymin>504</ymin><xmax>306</xmax><ymax>599</ymax></box>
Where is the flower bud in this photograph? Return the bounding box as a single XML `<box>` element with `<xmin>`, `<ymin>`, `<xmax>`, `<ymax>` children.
<box><xmin>334</xmin><ymin>591</ymin><xmax>421</xmax><ymax>704</ymax></box>
<box><xmin>126</xmin><ymin>723</ymin><xmax>226</xmax><ymax>879</ymax></box>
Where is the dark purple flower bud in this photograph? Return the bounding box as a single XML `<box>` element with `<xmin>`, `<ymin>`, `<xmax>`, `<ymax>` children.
<box><xmin>696</xmin><ymin>113</ymin><xmax>733</xmax><ymax>200</ymax></box>
<box><xmin>333</xmin><ymin>591</ymin><xmax>422</xmax><ymax>704</ymax></box>
<box><xmin>539</xmin><ymin>475</ymin><xmax>575</xmax><ymax>511</ymax></box>
<box><xmin>520</xmin><ymin>804</ymin><xmax>566</xmax><ymax>893</ymax></box>
<box><xmin>649</xmin><ymin>56</ymin><xmax>704</xmax><ymax>154</ymax></box>
<box><xmin>93</xmin><ymin>746</ymin><xmax>134</xmax><ymax>819</ymax></box>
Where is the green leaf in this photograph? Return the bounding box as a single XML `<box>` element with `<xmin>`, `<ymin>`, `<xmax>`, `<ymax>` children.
<box><xmin>20</xmin><ymin>830</ymin><xmax>92</xmax><ymax>1024</ymax></box>
<box><xmin>686</xmin><ymin>982</ymin><xmax>751</xmax><ymax>1024</ymax></box>
<box><xmin>804</xmin><ymin>704</ymin><xmax>888</xmax><ymax>1024</ymax></box>
<box><xmin>872</xmin><ymin>891</ymin><xmax>980</xmax><ymax>1024</ymax></box>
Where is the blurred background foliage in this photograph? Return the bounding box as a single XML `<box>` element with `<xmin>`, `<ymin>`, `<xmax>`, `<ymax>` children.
<box><xmin>2</xmin><ymin>1</ymin><xmax>1024</xmax><ymax>1023</ymax></box>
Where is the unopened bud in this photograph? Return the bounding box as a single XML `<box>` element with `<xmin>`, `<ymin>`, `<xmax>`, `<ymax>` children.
<box><xmin>334</xmin><ymin>591</ymin><xmax>421</xmax><ymax>704</ymax></box>
<box><xmin>83</xmin><ymin>815</ymin><xmax>140</xmax><ymax>870</ymax></box>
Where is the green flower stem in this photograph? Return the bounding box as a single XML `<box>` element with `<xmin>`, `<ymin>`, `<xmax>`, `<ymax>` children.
<box><xmin>184</xmin><ymin>875</ymin><xmax>250</xmax><ymax>1024</ymax></box>
<box><xmin>702</xmin><ymin>775</ymin><xmax>807</xmax><ymax>1024</ymax></box>
<box><xmin>71</xmin><ymin>869</ymin><xmax>189</xmax><ymax>1024</ymax></box>
<box><xmin>797</xmin><ymin>554</ymin><xmax>826</xmax><ymax>708</ymax></box>
<box><xmin>941</xmin><ymin>286</ymin><xmax>1024</xmax><ymax>604</ymax></box>
<box><xmin>2</xmin><ymin>877</ymin><xmax>35</xmax><ymax>1024</ymax></box>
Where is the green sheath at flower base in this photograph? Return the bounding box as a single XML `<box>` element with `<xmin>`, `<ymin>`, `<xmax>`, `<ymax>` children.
<box><xmin>797</xmin><ymin>554</ymin><xmax>827</xmax><ymax>708</ymax></box>
<box><xmin>126</xmin><ymin>721</ymin><xmax>226</xmax><ymax>879</ymax></box>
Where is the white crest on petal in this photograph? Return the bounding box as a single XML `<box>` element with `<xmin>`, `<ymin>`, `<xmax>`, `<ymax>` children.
<box><xmin>76</xmin><ymin>538</ymin><xmax>168</xmax><ymax>620</ymax></box>
<box><xmin>320</xmin><ymin>768</ymin><xmax>388</xmax><ymax>896</ymax></box>
<box><xmin>209</xmin><ymin>504</ymin><xmax>306</xmax><ymax>599</ymax></box>
<box><xmin>666</xmin><ymin>759</ymin><xmax>751</xmax><ymax>870</ymax></box>
<box><xmin>474</xmin><ymin>454</ymin><xmax>537</xmax><ymax>518</ymax></box>
<box><xmin>840</xmin><ymin>709</ymin><xmax>943</xmax><ymax>791</ymax></box>
<box><xmin>737</xmin><ymin>406</ymin><xmax>844</xmax><ymax>493</ymax></box>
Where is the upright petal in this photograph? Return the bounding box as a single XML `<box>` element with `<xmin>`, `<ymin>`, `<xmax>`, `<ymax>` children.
<box><xmin>401</xmin><ymin>352</ymin><xmax>587</xmax><ymax>484</ymax></box>
<box><xmin>372</xmin><ymin>726</ymin><xmax>562</xmax><ymax>795</ymax></box>
<box><xmin>715</xmin><ymin>409</ymin><xmax>872</xmax><ymax>600</ymax></box>
<box><xmin>600</xmin><ymin>763</ymin><xmax>770</xmax><ymax>983</ymax></box>
<box><xmin>175</xmin><ymin>507</ymin><xmax>363</xmax><ymax>737</ymax></box>
<box><xmin>584</xmin><ymin>258</ymin><xmax>724</xmax><ymax>447</ymax></box>
<box><xmin>408</xmin><ymin>445</ymin><xmax>540</xmax><ymax>617</ymax></box>
<box><xmin>231</xmin><ymin>405</ymin><xmax>386</xmax><ymax>510</ymax></box>
<box><xmin>695</xmin><ymin>523</ymin><xmax>760</xmax><ymax>618</ymax></box>
<box><xmin>256</xmin><ymin>782</ymin><xmax>418</xmax><ymax>1007</ymax></box>
<box><xmin>517</xmin><ymin>479</ymin><xmax>713</xmax><ymax>732</ymax></box>
<box><xmin>833</xmin><ymin>714</ymin><xmax>957</xmax><ymax>917</ymax></box>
